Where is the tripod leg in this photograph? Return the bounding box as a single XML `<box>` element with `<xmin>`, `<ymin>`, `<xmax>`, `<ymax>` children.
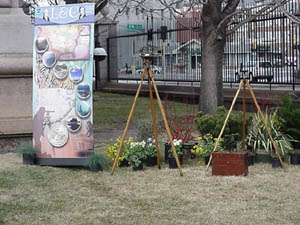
<box><xmin>245</xmin><ymin>81</ymin><xmax>286</xmax><ymax>170</ymax></box>
<box><xmin>242</xmin><ymin>80</ymin><xmax>246</xmax><ymax>151</ymax></box>
<box><xmin>111</xmin><ymin>71</ymin><xmax>147</xmax><ymax>175</ymax></box>
<box><xmin>148</xmin><ymin>74</ymin><xmax>161</xmax><ymax>169</ymax></box>
<box><xmin>150</xmin><ymin>75</ymin><xmax>183</xmax><ymax>176</ymax></box>
<box><xmin>206</xmin><ymin>80</ymin><xmax>243</xmax><ymax>170</ymax></box>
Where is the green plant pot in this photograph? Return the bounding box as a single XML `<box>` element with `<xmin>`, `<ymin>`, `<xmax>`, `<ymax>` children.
<box><xmin>165</xmin><ymin>143</ymin><xmax>171</xmax><ymax>163</ymax></box>
<box><xmin>290</xmin><ymin>153</ymin><xmax>300</xmax><ymax>165</ymax></box>
<box><xmin>145</xmin><ymin>156</ymin><xmax>157</xmax><ymax>167</ymax></box>
<box><xmin>182</xmin><ymin>143</ymin><xmax>195</xmax><ymax>159</ymax></box>
<box><xmin>119</xmin><ymin>159</ymin><xmax>130</xmax><ymax>167</ymax></box>
<box><xmin>168</xmin><ymin>155</ymin><xmax>183</xmax><ymax>169</ymax></box>
<box><xmin>132</xmin><ymin>163</ymin><xmax>143</xmax><ymax>171</ymax></box>
<box><xmin>22</xmin><ymin>154</ymin><xmax>36</xmax><ymax>165</ymax></box>
<box><xmin>272</xmin><ymin>157</ymin><xmax>282</xmax><ymax>168</ymax></box>
<box><xmin>292</xmin><ymin>141</ymin><xmax>300</xmax><ymax>150</ymax></box>
<box><xmin>89</xmin><ymin>164</ymin><xmax>103</xmax><ymax>173</ymax></box>
<box><xmin>255</xmin><ymin>153</ymin><xmax>273</xmax><ymax>163</ymax></box>
<box><xmin>248</xmin><ymin>155</ymin><xmax>255</xmax><ymax>166</ymax></box>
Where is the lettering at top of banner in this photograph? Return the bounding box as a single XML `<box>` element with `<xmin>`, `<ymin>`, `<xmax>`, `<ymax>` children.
<box><xmin>35</xmin><ymin>3</ymin><xmax>95</xmax><ymax>25</ymax></box>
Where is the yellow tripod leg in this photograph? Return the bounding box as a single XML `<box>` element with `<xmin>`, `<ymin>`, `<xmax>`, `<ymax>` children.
<box><xmin>111</xmin><ymin>70</ymin><xmax>147</xmax><ymax>175</ymax></box>
<box><xmin>148</xmin><ymin>70</ymin><xmax>161</xmax><ymax>169</ymax></box>
<box><xmin>149</xmin><ymin>73</ymin><xmax>183</xmax><ymax>176</ymax></box>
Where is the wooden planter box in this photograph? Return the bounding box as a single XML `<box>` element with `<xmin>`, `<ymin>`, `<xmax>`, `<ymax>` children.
<box><xmin>212</xmin><ymin>151</ymin><xmax>248</xmax><ymax>176</ymax></box>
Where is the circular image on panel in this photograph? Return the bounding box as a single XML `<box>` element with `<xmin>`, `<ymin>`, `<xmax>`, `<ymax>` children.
<box><xmin>66</xmin><ymin>116</ymin><xmax>81</xmax><ymax>133</ymax></box>
<box><xmin>47</xmin><ymin>123</ymin><xmax>69</xmax><ymax>148</ymax></box>
<box><xmin>35</xmin><ymin>37</ymin><xmax>49</xmax><ymax>53</ymax></box>
<box><xmin>42</xmin><ymin>51</ymin><xmax>56</xmax><ymax>68</ymax></box>
<box><xmin>69</xmin><ymin>67</ymin><xmax>84</xmax><ymax>83</ymax></box>
<box><xmin>76</xmin><ymin>83</ymin><xmax>91</xmax><ymax>100</ymax></box>
<box><xmin>76</xmin><ymin>100</ymin><xmax>91</xmax><ymax>118</ymax></box>
<box><xmin>54</xmin><ymin>63</ymin><xmax>68</xmax><ymax>80</ymax></box>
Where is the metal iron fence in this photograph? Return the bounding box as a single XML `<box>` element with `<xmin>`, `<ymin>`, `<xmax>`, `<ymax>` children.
<box><xmin>107</xmin><ymin>2</ymin><xmax>300</xmax><ymax>89</ymax></box>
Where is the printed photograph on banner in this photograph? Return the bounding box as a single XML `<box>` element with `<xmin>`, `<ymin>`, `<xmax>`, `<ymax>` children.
<box><xmin>35</xmin><ymin>24</ymin><xmax>90</xmax><ymax>61</ymax></box>
<box><xmin>32</xmin><ymin>88</ymin><xmax>93</xmax><ymax>158</ymax></box>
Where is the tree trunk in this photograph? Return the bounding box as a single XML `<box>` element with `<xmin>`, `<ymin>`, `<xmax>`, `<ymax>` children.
<box><xmin>199</xmin><ymin>0</ymin><xmax>239</xmax><ymax>114</ymax></box>
<box><xmin>200</xmin><ymin>26</ymin><xmax>225</xmax><ymax>114</ymax></box>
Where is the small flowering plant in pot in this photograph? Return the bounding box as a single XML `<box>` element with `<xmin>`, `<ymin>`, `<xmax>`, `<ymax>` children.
<box><xmin>144</xmin><ymin>138</ymin><xmax>157</xmax><ymax>167</ymax></box>
<box><xmin>168</xmin><ymin>139</ymin><xmax>184</xmax><ymax>168</ymax></box>
<box><xmin>106</xmin><ymin>137</ymin><xmax>133</xmax><ymax>167</ymax></box>
<box><xmin>85</xmin><ymin>154</ymin><xmax>108</xmax><ymax>173</ymax></box>
<box><xmin>191</xmin><ymin>134</ymin><xmax>223</xmax><ymax>165</ymax></box>
<box><xmin>128</xmin><ymin>141</ymin><xmax>147</xmax><ymax>171</ymax></box>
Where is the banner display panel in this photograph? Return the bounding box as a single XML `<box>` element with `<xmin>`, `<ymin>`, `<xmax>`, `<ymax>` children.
<box><xmin>32</xmin><ymin>3</ymin><xmax>95</xmax><ymax>162</ymax></box>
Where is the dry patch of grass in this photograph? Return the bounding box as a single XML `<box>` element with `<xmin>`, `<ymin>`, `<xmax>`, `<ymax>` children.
<box><xmin>1</xmin><ymin>154</ymin><xmax>300</xmax><ymax>225</ymax></box>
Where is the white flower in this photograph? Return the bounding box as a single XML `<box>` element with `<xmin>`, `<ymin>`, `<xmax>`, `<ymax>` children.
<box><xmin>172</xmin><ymin>139</ymin><xmax>182</xmax><ymax>146</ymax></box>
<box><xmin>141</xmin><ymin>140</ymin><xmax>146</xmax><ymax>148</ymax></box>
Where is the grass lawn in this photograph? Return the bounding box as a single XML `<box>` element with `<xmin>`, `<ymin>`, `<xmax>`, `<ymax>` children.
<box><xmin>1</xmin><ymin>92</ymin><xmax>300</xmax><ymax>225</ymax></box>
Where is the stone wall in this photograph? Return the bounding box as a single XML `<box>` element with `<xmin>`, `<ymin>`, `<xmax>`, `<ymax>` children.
<box><xmin>0</xmin><ymin>6</ymin><xmax>33</xmax><ymax>135</ymax></box>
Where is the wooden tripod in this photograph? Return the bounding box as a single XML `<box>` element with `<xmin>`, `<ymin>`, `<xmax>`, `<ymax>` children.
<box><xmin>111</xmin><ymin>58</ymin><xmax>183</xmax><ymax>176</ymax></box>
<box><xmin>206</xmin><ymin>78</ymin><xmax>286</xmax><ymax>170</ymax></box>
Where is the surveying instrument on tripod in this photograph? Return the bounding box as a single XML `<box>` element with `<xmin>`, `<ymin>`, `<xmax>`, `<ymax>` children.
<box><xmin>206</xmin><ymin>63</ymin><xmax>285</xmax><ymax>170</ymax></box>
<box><xmin>111</xmin><ymin>21</ymin><xmax>183</xmax><ymax>176</ymax></box>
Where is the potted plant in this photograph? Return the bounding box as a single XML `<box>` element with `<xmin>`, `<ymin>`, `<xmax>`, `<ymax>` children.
<box><xmin>163</xmin><ymin>95</ymin><xmax>196</xmax><ymax>161</ymax></box>
<box><xmin>191</xmin><ymin>134</ymin><xmax>223</xmax><ymax>165</ymax></box>
<box><xmin>16</xmin><ymin>146</ymin><xmax>37</xmax><ymax>165</ymax></box>
<box><xmin>85</xmin><ymin>154</ymin><xmax>108</xmax><ymax>173</ymax></box>
<box><xmin>106</xmin><ymin>137</ymin><xmax>133</xmax><ymax>167</ymax></box>
<box><xmin>247</xmin><ymin>109</ymin><xmax>294</xmax><ymax>167</ymax></box>
<box><xmin>144</xmin><ymin>138</ymin><xmax>157</xmax><ymax>167</ymax></box>
<box><xmin>128</xmin><ymin>141</ymin><xmax>147</xmax><ymax>171</ymax></box>
<box><xmin>168</xmin><ymin>139</ymin><xmax>184</xmax><ymax>169</ymax></box>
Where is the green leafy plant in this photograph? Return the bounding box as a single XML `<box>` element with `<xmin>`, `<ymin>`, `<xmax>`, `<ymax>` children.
<box><xmin>191</xmin><ymin>134</ymin><xmax>223</xmax><ymax>158</ymax></box>
<box><xmin>144</xmin><ymin>138</ymin><xmax>157</xmax><ymax>158</ymax></box>
<box><xmin>16</xmin><ymin>146</ymin><xmax>37</xmax><ymax>156</ymax></box>
<box><xmin>278</xmin><ymin>94</ymin><xmax>300</xmax><ymax>141</ymax></box>
<box><xmin>127</xmin><ymin>141</ymin><xmax>147</xmax><ymax>168</ymax></box>
<box><xmin>168</xmin><ymin>139</ymin><xmax>183</xmax><ymax>158</ymax></box>
<box><xmin>106</xmin><ymin>137</ymin><xmax>133</xmax><ymax>165</ymax></box>
<box><xmin>195</xmin><ymin>106</ymin><xmax>252</xmax><ymax>143</ymax></box>
<box><xmin>246</xmin><ymin>109</ymin><xmax>293</xmax><ymax>157</ymax></box>
<box><xmin>85</xmin><ymin>154</ymin><xmax>108</xmax><ymax>170</ymax></box>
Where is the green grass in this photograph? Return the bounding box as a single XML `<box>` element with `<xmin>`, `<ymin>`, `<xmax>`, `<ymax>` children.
<box><xmin>93</xmin><ymin>92</ymin><xmax>196</xmax><ymax>130</ymax></box>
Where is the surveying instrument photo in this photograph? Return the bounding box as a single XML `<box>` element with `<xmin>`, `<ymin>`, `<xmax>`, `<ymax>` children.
<box><xmin>111</xmin><ymin>25</ymin><xmax>183</xmax><ymax>176</ymax></box>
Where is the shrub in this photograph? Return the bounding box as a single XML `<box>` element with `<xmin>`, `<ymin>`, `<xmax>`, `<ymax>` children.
<box><xmin>195</xmin><ymin>106</ymin><xmax>252</xmax><ymax>143</ymax></box>
<box><xmin>278</xmin><ymin>94</ymin><xmax>300</xmax><ymax>141</ymax></box>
